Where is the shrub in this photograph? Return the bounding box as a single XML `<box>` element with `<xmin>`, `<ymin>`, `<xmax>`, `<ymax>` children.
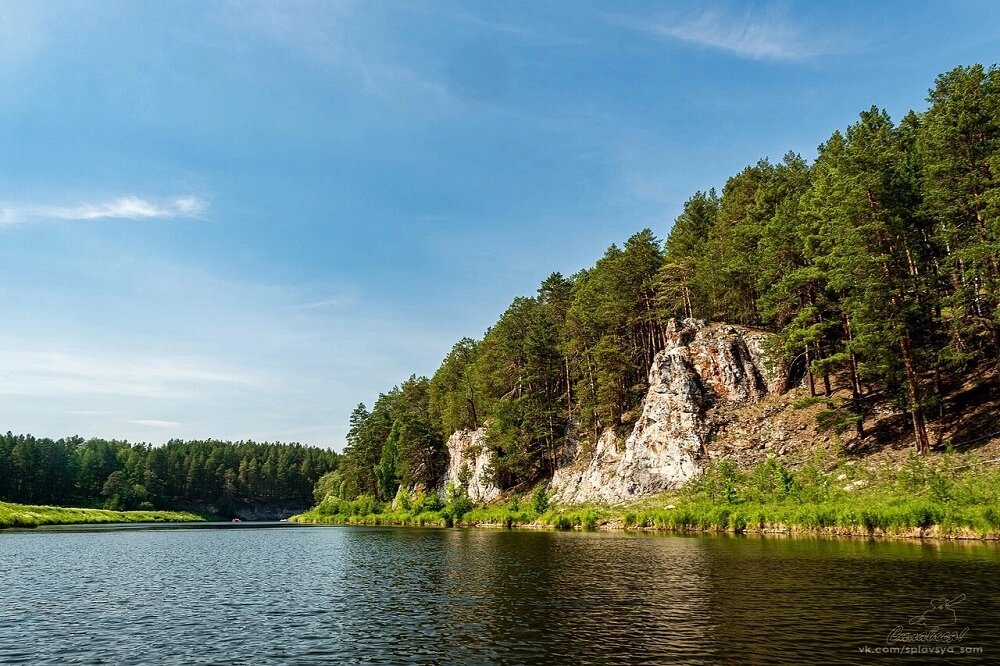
<box><xmin>928</xmin><ymin>473</ymin><xmax>952</xmax><ymax>503</ymax></box>
<box><xmin>532</xmin><ymin>487</ymin><xmax>549</xmax><ymax>514</ymax></box>
<box><xmin>445</xmin><ymin>495</ymin><xmax>473</xmax><ymax>522</ymax></box>
<box><xmin>414</xmin><ymin>492</ymin><xmax>444</xmax><ymax>513</ymax></box>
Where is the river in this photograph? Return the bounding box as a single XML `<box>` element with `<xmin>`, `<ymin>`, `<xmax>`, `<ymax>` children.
<box><xmin>1</xmin><ymin>524</ymin><xmax>998</xmax><ymax>663</ymax></box>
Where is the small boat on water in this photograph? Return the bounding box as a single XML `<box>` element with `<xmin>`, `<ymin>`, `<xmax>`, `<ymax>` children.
<box><xmin>231</xmin><ymin>518</ymin><xmax>241</xmax><ymax>523</ymax></box>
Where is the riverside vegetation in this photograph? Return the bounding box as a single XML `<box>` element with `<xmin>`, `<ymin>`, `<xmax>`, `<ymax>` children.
<box><xmin>293</xmin><ymin>450</ymin><xmax>1000</xmax><ymax>538</ymax></box>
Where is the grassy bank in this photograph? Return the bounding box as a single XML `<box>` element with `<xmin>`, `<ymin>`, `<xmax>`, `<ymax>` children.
<box><xmin>0</xmin><ymin>501</ymin><xmax>206</xmax><ymax>529</ymax></box>
<box><xmin>540</xmin><ymin>452</ymin><xmax>1000</xmax><ymax>539</ymax></box>
<box><xmin>292</xmin><ymin>451</ymin><xmax>1000</xmax><ymax>539</ymax></box>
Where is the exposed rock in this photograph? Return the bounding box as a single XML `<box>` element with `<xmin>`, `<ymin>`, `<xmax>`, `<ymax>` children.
<box><xmin>441</xmin><ymin>428</ymin><xmax>501</xmax><ymax>503</ymax></box>
<box><xmin>550</xmin><ymin>429</ymin><xmax>624</xmax><ymax>504</ymax></box>
<box><xmin>191</xmin><ymin>503</ymin><xmax>308</xmax><ymax>521</ymax></box>
<box><xmin>551</xmin><ymin>319</ymin><xmax>786</xmax><ymax>504</ymax></box>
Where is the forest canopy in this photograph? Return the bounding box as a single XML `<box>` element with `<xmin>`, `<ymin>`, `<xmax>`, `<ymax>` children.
<box><xmin>0</xmin><ymin>434</ymin><xmax>338</xmax><ymax>512</ymax></box>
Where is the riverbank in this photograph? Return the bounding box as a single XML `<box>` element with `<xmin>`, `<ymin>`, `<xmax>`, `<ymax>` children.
<box><xmin>0</xmin><ymin>501</ymin><xmax>206</xmax><ymax>529</ymax></box>
<box><xmin>292</xmin><ymin>450</ymin><xmax>1000</xmax><ymax>540</ymax></box>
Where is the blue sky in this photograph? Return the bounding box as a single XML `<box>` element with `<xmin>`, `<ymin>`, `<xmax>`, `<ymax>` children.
<box><xmin>1</xmin><ymin>1</ymin><xmax>998</xmax><ymax>449</ymax></box>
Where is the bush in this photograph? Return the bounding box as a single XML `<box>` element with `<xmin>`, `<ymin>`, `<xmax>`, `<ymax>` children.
<box><xmin>414</xmin><ymin>492</ymin><xmax>444</xmax><ymax>513</ymax></box>
<box><xmin>531</xmin><ymin>487</ymin><xmax>549</xmax><ymax>514</ymax></box>
<box><xmin>744</xmin><ymin>457</ymin><xmax>793</xmax><ymax>503</ymax></box>
<box><xmin>315</xmin><ymin>495</ymin><xmax>384</xmax><ymax>517</ymax></box>
<box><xmin>698</xmin><ymin>460</ymin><xmax>740</xmax><ymax>503</ymax></box>
<box><xmin>393</xmin><ymin>487</ymin><xmax>412</xmax><ymax>512</ymax></box>
<box><xmin>444</xmin><ymin>495</ymin><xmax>473</xmax><ymax>522</ymax></box>
<box><xmin>929</xmin><ymin>473</ymin><xmax>952</xmax><ymax>503</ymax></box>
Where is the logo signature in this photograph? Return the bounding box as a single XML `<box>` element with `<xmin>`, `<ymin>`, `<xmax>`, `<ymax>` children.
<box><xmin>887</xmin><ymin>595</ymin><xmax>970</xmax><ymax>645</ymax></box>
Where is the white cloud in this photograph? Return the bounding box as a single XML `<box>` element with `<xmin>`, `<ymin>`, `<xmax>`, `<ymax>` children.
<box><xmin>0</xmin><ymin>346</ymin><xmax>258</xmax><ymax>400</ymax></box>
<box><xmin>612</xmin><ymin>8</ymin><xmax>825</xmax><ymax>61</ymax></box>
<box><xmin>295</xmin><ymin>295</ymin><xmax>352</xmax><ymax>310</ymax></box>
<box><xmin>0</xmin><ymin>195</ymin><xmax>207</xmax><ymax>225</ymax></box>
<box><xmin>128</xmin><ymin>419</ymin><xmax>180</xmax><ymax>428</ymax></box>
<box><xmin>222</xmin><ymin>2</ymin><xmax>453</xmax><ymax>111</ymax></box>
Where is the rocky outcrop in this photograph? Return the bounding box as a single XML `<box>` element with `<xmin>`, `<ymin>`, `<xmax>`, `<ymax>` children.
<box><xmin>551</xmin><ymin>319</ymin><xmax>786</xmax><ymax>504</ymax></box>
<box><xmin>550</xmin><ymin>429</ymin><xmax>626</xmax><ymax>504</ymax></box>
<box><xmin>177</xmin><ymin>502</ymin><xmax>308</xmax><ymax>521</ymax></box>
<box><xmin>441</xmin><ymin>428</ymin><xmax>501</xmax><ymax>503</ymax></box>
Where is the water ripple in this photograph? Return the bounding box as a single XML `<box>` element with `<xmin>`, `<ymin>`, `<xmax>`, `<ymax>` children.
<box><xmin>1</xmin><ymin>527</ymin><xmax>998</xmax><ymax>663</ymax></box>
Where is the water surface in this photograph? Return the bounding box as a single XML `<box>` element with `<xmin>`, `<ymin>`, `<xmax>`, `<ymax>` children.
<box><xmin>2</xmin><ymin>524</ymin><xmax>998</xmax><ymax>663</ymax></box>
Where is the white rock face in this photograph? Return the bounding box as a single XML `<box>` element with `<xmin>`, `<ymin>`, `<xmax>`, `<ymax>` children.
<box><xmin>550</xmin><ymin>429</ymin><xmax>625</xmax><ymax>504</ymax></box>
<box><xmin>550</xmin><ymin>319</ymin><xmax>785</xmax><ymax>504</ymax></box>
<box><xmin>441</xmin><ymin>428</ymin><xmax>501</xmax><ymax>503</ymax></box>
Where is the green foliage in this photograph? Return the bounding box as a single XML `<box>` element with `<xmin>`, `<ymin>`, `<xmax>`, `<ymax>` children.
<box><xmin>694</xmin><ymin>460</ymin><xmax>740</xmax><ymax>503</ymax></box>
<box><xmin>531</xmin><ymin>486</ymin><xmax>549</xmax><ymax>514</ymax></box>
<box><xmin>429</xmin><ymin>338</ymin><xmax>482</xmax><ymax>435</ymax></box>
<box><xmin>338</xmin><ymin>376</ymin><xmax>447</xmax><ymax>503</ymax></box>
<box><xmin>313</xmin><ymin>470</ymin><xmax>343</xmax><ymax>504</ymax></box>
<box><xmin>617</xmin><ymin>454</ymin><xmax>1000</xmax><ymax>537</ymax></box>
<box><xmin>815</xmin><ymin>407</ymin><xmax>862</xmax><ymax>435</ymax></box>
<box><xmin>375</xmin><ymin>423</ymin><xmax>401</xmax><ymax>501</ymax></box>
<box><xmin>443</xmin><ymin>495</ymin><xmax>473</xmax><ymax>523</ymax></box>
<box><xmin>312</xmin><ymin>495</ymin><xmax>384</xmax><ymax>518</ymax></box>
<box><xmin>791</xmin><ymin>396</ymin><xmax>827</xmax><ymax>410</ymax></box>
<box><xmin>0</xmin><ymin>432</ymin><xmax>338</xmax><ymax>512</ymax></box>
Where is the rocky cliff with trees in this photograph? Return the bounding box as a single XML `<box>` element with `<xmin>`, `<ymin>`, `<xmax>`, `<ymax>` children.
<box><xmin>328</xmin><ymin>64</ymin><xmax>1000</xmax><ymax>508</ymax></box>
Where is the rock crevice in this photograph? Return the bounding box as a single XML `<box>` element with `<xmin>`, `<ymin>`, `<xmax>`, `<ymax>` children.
<box><xmin>551</xmin><ymin>319</ymin><xmax>786</xmax><ymax>504</ymax></box>
<box><xmin>440</xmin><ymin>428</ymin><xmax>501</xmax><ymax>504</ymax></box>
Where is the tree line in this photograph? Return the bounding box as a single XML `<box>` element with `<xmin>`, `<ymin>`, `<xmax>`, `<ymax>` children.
<box><xmin>0</xmin><ymin>433</ymin><xmax>339</xmax><ymax>512</ymax></box>
<box><xmin>333</xmin><ymin>64</ymin><xmax>1000</xmax><ymax>504</ymax></box>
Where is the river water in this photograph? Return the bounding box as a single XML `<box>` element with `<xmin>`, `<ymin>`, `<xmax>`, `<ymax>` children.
<box><xmin>1</xmin><ymin>524</ymin><xmax>998</xmax><ymax>664</ymax></box>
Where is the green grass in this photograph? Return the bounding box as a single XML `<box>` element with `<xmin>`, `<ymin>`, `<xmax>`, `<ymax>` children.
<box><xmin>605</xmin><ymin>452</ymin><xmax>1000</xmax><ymax>538</ymax></box>
<box><xmin>0</xmin><ymin>501</ymin><xmax>206</xmax><ymax>529</ymax></box>
<box><xmin>291</xmin><ymin>453</ymin><xmax>1000</xmax><ymax>539</ymax></box>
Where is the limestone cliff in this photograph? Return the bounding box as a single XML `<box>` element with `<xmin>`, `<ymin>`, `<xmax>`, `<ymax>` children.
<box><xmin>441</xmin><ymin>428</ymin><xmax>501</xmax><ymax>503</ymax></box>
<box><xmin>550</xmin><ymin>319</ymin><xmax>787</xmax><ymax>504</ymax></box>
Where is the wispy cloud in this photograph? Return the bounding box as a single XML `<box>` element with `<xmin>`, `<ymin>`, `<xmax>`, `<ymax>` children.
<box><xmin>223</xmin><ymin>2</ymin><xmax>452</xmax><ymax>109</ymax></box>
<box><xmin>0</xmin><ymin>346</ymin><xmax>258</xmax><ymax>399</ymax></box>
<box><xmin>128</xmin><ymin>419</ymin><xmax>180</xmax><ymax>428</ymax></box>
<box><xmin>611</xmin><ymin>7</ymin><xmax>826</xmax><ymax>61</ymax></box>
<box><xmin>0</xmin><ymin>195</ymin><xmax>206</xmax><ymax>225</ymax></box>
<box><xmin>455</xmin><ymin>13</ymin><xmax>588</xmax><ymax>47</ymax></box>
<box><xmin>295</xmin><ymin>296</ymin><xmax>352</xmax><ymax>310</ymax></box>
